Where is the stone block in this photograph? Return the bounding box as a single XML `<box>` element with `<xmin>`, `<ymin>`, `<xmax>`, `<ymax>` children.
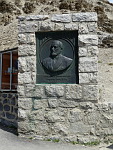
<box><xmin>26</xmin><ymin>56</ymin><xmax>36</xmax><ymax>72</ymax></box>
<box><xmin>6</xmin><ymin>112</ymin><xmax>15</xmax><ymax>120</ymax></box>
<box><xmin>29</xmin><ymin>110</ymin><xmax>45</xmax><ymax>121</ymax></box>
<box><xmin>79</xmin><ymin>57</ymin><xmax>98</xmax><ymax>72</ymax></box>
<box><xmin>59</xmin><ymin>99</ymin><xmax>78</xmax><ymax>108</ymax></box>
<box><xmin>64</xmin><ymin>24</ymin><xmax>73</xmax><ymax>30</ymax></box>
<box><xmin>72</xmin><ymin>12</ymin><xmax>97</xmax><ymax>22</ymax></box>
<box><xmin>18</xmin><ymin>57</ymin><xmax>26</xmax><ymax>72</ymax></box>
<box><xmin>18</xmin><ymin>45</ymin><xmax>36</xmax><ymax>56</ymax></box>
<box><xmin>17</xmin><ymin>85</ymin><xmax>25</xmax><ymax>97</ymax></box>
<box><xmin>18</xmin><ymin>98</ymin><xmax>32</xmax><ymax>110</ymax></box>
<box><xmin>33</xmin><ymin>85</ymin><xmax>45</xmax><ymax>98</ymax></box>
<box><xmin>18</xmin><ymin>72</ymin><xmax>32</xmax><ymax>84</ymax></box>
<box><xmin>18</xmin><ymin>16</ymin><xmax>26</xmax><ymax>21</ymax></box>
<box><xmin>48</xmin><ymin>99</ymin><xmax>58</xmax><ymax>108</ymax></box>
<box><xmin>39</xmin><ymin>22</ymin><xmax>53</xmax><ymax>31</ymax></box>
<box><xmin>79</xmin><ymin>47</ymin><xmax>87</xmax><ymax>57</ymax></box>
<box><xmin>25</xmin><ymin>84</ymin><xmax>35</xmax><ymax>97</ymax></box>
<box><xmin>26</xmin><ymin>33</ymin><xmax>36</xmax><ymax>45</ymax></box>
<box><xmin>68</xmin><ymin>108</ymin><xmax>83</xmax><ymax>123</ymax></box>
<box><xmin>4</xmin><ymin>105</ymin><xmax>10</xmax><ymax>111</ymax></box>
<box><xmin>78</xmin><ymin>35</ymin><xmax>98</xmax><ymax>46</ymax></box>
<box><xmin>18</xmin><ymin>34</ymin><xmax>26</xmax><ymax>44</ymax></box>
<box><xmin>45</xmin><ymin>110</ymin><xmax>65</xmax><ymax>123</ymax></box>
<box><xmin>54</xmin><ymin>23</ymin><xmax>64</xmax><ymax>31</ymax></box>
<box><xmin>51</xmin><ymin>14</ymin><xmax>71</xmax><ymax>23</ymax></box>
<box><xmin>70</xmin><ymin>122</ymin><xmax>92</xmax><ymax>134</ymax></box>
<box><xmin>33</xmin><ymin>99</ymin><xmax>48</xmax><ymax>110</ymax></box>
<box><xmin>18</xmin><ymin>109</ymin><xmax>27</xmax><ymax>121</ymax></box>
<box><xmin>56</xmin><ymin>85</ymin><xmax>65</xmax><ymax>97</ymax></box>
<box><xmin>45</xmin><ymin>85</ymin><xmax>64</xmax><ymax>97</ymax></box>
<box><xmin>79</xmin><ymin>72</ymin><xmax>98</xmax><ymax>84</ymax></box>
<box><xmin>65</xmin><ymin>84</ymin><xmax>82</xmax><ymax>100</ymax></box>
<box><xmin>52</xmin><ymin>123</ymin><xmax>69</xmax><ymax>136</ymax></box>
<box><xmin>83</xmin><ymin>85</ymin><xmax>98</xmax><ymax>101</ymax></box>
<box><xmin>26</xmin><ymin>15</ymin><xmax>49</xmax><ymax>21</ymax></box>
<box><xmin>87</xmin><ymin>22</ymin><xmax>97</xmax><ymax>33</ymax></box>
<box><xmin>72</xmin><ymin>23</ymin><xmax>79</xmax><ymax>30</ymax></box>
<box><xmin>78</xmin><ymin>22</ymin><xmax>89</xmax><ymax>34</ymax></box>
<box><xmin>87</xmin><ymin>46</ymin><xmax>98</xmax><ymax>56</ymax></box>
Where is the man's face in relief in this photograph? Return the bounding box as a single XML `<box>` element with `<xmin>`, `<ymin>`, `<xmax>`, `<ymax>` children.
<box><xmin>50</xmin><ymin>41</ymin><xmax>62</xmax><ymax>57</ymax></box>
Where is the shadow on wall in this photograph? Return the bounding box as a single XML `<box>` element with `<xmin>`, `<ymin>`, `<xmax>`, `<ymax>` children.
<box><xmin>0</xmin><ymin>92</ymin><xmax>18</xmax><ymax>135</ymax></box>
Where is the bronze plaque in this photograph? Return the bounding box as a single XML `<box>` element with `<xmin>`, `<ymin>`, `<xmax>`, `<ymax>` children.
<box><xmin>36</xmin><ymin>31</ymin><xmax>78</xmax><ymax>84</ymax></box>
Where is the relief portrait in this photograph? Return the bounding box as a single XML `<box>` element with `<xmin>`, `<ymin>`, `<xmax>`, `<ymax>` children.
<box><xmin>42</xmin><ymin>40</ymin><xmax>73</xmax><ymax>72</ymax></box>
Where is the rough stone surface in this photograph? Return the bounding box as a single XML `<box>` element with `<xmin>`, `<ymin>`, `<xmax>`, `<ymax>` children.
<box><xmin>72</xmin><ymin>12</ymin><xmax>97</xmax><ymax>22</ymax></box>
<box><xmin>17</xmin><ymin>13</ymin><xmax>101</xmax><ymax>142</ymax></box>
<box><xmin>51</xmin><ymin>14</ymin><xmax>71</xmax><ymax>23</ymax></box>
<box><xmin>78</xmin><ymin>35</ymin><xmax>98</xmax><ymax>46</ymax></box>
<box><xmin>65</xmin><ymin>85</ymin><xmax>82</xmax><ymax>100</ymax></box>
<box><xmin>79</xmin><ymin>57</ymin><xmax>98</xmax><ymax>72</ymax></box>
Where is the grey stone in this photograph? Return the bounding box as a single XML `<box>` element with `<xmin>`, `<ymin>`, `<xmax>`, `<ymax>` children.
<box><xmin>18</xmin><ymin>57</ymin><xmax>26</xmax><ymax>72</ymax></box>
<box><xmin>39</xmin><ymin>22</ymin><xmax>53</xmax><ymax>31</ymax></box>
<box><xmin>33</xmin><ymin>99</ymin><xmax>48</xmax><ymax>110</ymax></box>
<box><xmin>25</xmin><ymin>84</ymin><xmax>35</xmax><ymax>97</ymax></box>
<box><xmin>78</xmin><ymin>35</ymin><xmax>98</xmax><ymax>46</ymax></box>
<box><xmin>79</xmin><ymin>72</ymin><xmax>98</xmax><ymax>84</ymax></box>
<box><xmin>72</xmin><ymin>12</ymin><xmax>97</xmax><ymax>22</ymax></box>
<box><xmin>52</xmin><ymin>123</ymin><xmax>69</xmax><ymax>136</ymax></box>
<box><xmin>55</xmin><ymin>85</ymin><xmax>64</xmax><ymax>97</ymax></box>
<box><xmin>87</xmin><ymin>22</ymin><xmax>97</xmax><ymax>33</ymax></box>
<box><xmin>48</xmin><ymin>99</ymin><xmax>58</xmax><ymax>108</ymax></box>
<box><xmin>45</xmin><ymin>85</ymin><xmax>64</xmax><ymax>97</ymax></box>
<box><xmin>26</xmin><ymin>56</ymin><xmax>36</xmax><ymax>72</ymax></box>
<box><xmin>26</xmin><ymin>15</ymin><xmax>49</xmax><ymax>21</ymax></box>
<box><xmin>79</xmin><ymin>47</ymin><xmax>87</xmax><ymax>57</ymax></box>
<box><xmin>33</xmin><ymin>85</ymin><xmax>45</xmax><ymax>98</ymax></box>
<box><xmin>68</xmin><ymin>108</ymin><xmax>83</xmax><ymax>123</ymax></box>
<box><xmin>59</xmin><ymin>99</ymin><xmax>78</xmax><ymax>108</ymax></box>
<box><xmin>29</xmin><ymin>110</ymin><xmax>45</xmax><ymax>121</ymax></box>
<box><xmin>79</xmin><ymin>57</ymin><xmax>98</xmax><ymax>72</ymax></box>
<box><xmin>17</xmin><ymin>85</ymin><xmax>25</xmax><ymax>97</ymax></box>
<box><xmin>18</xmin><ymin>98</ymin><xmax>32</xmax><ymax>110</ymax></box>
<box><xmin>18</xmin><ymin>16</ymin><xmax>26</xmax><ymax>21</ymax></box>
<box><xmin>83</xmin><ymin>85</ymin><xmax>98</xmax><ymax>101</ymax></box>
<box><xmin>78</xmin><ymin>22</ymin><xmax>89</xmax><ymax>34</ymax></box>
<box><xmin>54</xmin><ymin>23</ymin><xmax>64</xmax><ymax>31</ymax></box>
<box><xmin>51</xmin><ymin>14</ymin><xmax>71</xmax><ymax>23</ymax></box>
<box><xmin>18</xmin><ymin>34</ymin><xmax>26</xmax><ymax>44</ymax></box>
<box><xmin>18</xmin><ymin>109</ymin><xmax>27</xmax><ymax>121</ymax></box>
<box><xmin>87</xmin><ymin>46</ymin><xmax>99</xmax><ymax>56</ymax></box>
<box><xmin>64</xmin><ymin>24</ymin><xmax>73</xmax><ymax>30</ymax></box>
<box><xmin>18</xmin><ymin>45</ymin><xmax>36</xmax><ymax>56</ymax></box>
<box><xmin>70</xmin><ymin>122</ymin><xmax>92</xmax><ymax>134</ymax></box>
<box><xmin>45</xmin><ymin>110</ymin><xmax>65</xmax><ymax>123</ymax></box>
<box><xmin>18</xmin><ymin>72</ymin><xmax>32</xmax><ymax>84</ymax></box>
<box><xmin>65</xmin><ymin>85</ymin><xmax>82</xmax><ymax>100</ymax></box>
<box><xmin>26</xmin><ymin>33</ymin><xmax>35</xmax><ymax>45</ymax></box>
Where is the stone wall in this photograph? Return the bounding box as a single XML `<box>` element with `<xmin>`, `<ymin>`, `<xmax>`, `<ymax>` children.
<box><xmin>0</xmin><ymin>92</ymin><xmax>18</xmax><ymax>127</ymax></box>
<box><xmin>17</xmin><ymin>12</ymin><xmax>110</xmax><ymax>142</ymax></box>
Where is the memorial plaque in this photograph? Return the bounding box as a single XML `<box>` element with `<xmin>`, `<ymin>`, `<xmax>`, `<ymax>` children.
<box><xmin>36</xmin><ymin>31</ymin><xmax>78</xmax><ymax>84</ymax></box>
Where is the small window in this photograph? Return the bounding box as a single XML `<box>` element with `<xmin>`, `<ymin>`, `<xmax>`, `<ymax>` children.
<box><xmin>0</xmin><ymin>50</ymin><xmax>18</xmax><ymax>91</ymax></box>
